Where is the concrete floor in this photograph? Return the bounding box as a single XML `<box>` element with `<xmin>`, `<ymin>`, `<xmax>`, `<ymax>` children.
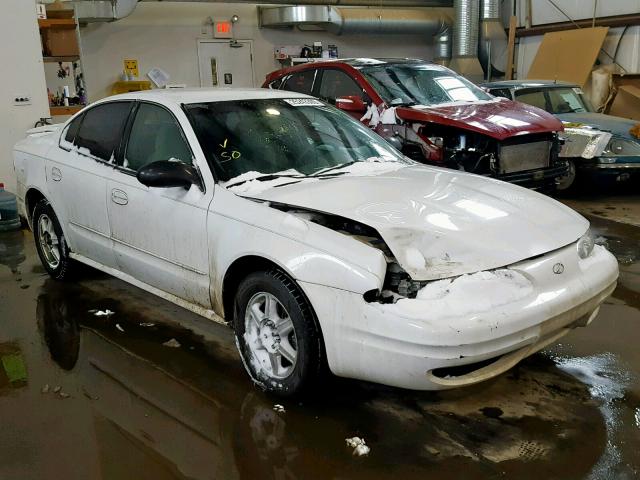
<box><xmin>0</xmin><ymin>198</ymin><xmax>639</xmax><ymax>480</ymax></box>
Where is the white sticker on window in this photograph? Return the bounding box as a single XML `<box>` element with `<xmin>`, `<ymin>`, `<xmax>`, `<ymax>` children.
<box><xmin>283</xmin><ymin>98</ymin><xmax>324</xmax><ymax>107</ymax></box>
<box><xmin>573</xmin><ymin>87</ymin><xmax>584</xmax><ymax>95</ymax></box>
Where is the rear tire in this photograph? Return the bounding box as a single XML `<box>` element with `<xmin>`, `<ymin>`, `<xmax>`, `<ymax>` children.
<box><xmin>33</xmin><ymin>200</ymin><xmax>75</xmax><ymax>280</ymax></box>
<box><xmin>233</xmin><ymin>269</ymin><xmax>324</xmax><ymax>396</ymax></box>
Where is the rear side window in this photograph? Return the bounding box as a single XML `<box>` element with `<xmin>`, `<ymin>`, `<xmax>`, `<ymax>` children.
<box><xmin>514</xmin><ymin>90</ymin><xmax>548</xmax><ymax>111</ymax></box>
<box><xmin>268</xmin><ymin>77</ymin><xmax>284</xmax><ymax>89</ymax></box>
<box><xmin>59</xmin><ymin>114</ymin><xmax>83</xmax><ymax>150</ymax></box>
<box><xmin>76</xmin><ymin>102</ymin><xmax>132</xmax><ymax>162</ymax></box>
<box><xmin>282</xmin><ymin>70</ymin><xmax>316</xmax><ymax>95</ymax></box>
<box><xmin>488</xmin><ymin>88</ymin><xmax>512</xmax><ymax>100</ymax></box>
<box><xmin>124</xmin><ymin>103</ymin><xmax>192</xmax><ymax>171</ymax></box>
<box><xmin>318</xmin><ymin>69</ymin><xmax>363</xmax><ymax>104</ymax></box>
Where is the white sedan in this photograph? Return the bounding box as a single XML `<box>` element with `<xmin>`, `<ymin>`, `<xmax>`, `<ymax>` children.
<box><xmin>13</xmin><ymin>89</ymin><xmax>618</xmax><ymax>395</ymax></box>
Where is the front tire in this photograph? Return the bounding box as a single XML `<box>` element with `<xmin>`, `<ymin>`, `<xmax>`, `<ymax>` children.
<box><xmin>33</xmin><ymin>200</ymin><xmax>75</xmax><ymax>280</ymax></box>
<box><xmin>233</xmin><ymin>270</ymin><xmax>324</xmax><ymax>396</ymax></box>
<box><xmin>556</xmin><ymin>159</ymin><xmax>577</xmax><ymax>194</ymax></box>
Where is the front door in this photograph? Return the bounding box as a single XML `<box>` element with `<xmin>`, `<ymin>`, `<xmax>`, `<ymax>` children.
<box><xmin>197</xmin><ymin>40</ymin><xmax>255</xmax><ymax>88</ymax></box>
<box><xmin>107</xmin><ymin>101</ymin><xmax>213</xmax><ymax>308</ymax></box>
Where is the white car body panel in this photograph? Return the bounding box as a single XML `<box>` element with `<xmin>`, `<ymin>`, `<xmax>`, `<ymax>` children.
<box><xmin>12</xmin><ymin>88</ymin><xmax>619</xmax><ymax>391</ymax></box>
<box><xmin>248</xmin><ymin>165</ymin><xmax>590</xmax><ymax>281</ymax></box>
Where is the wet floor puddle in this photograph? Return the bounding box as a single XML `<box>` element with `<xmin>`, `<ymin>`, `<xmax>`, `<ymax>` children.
<box><xmin>0</xmin><ymin>216</ymin><xmax>639</xmax><ymax>479</ymax></box>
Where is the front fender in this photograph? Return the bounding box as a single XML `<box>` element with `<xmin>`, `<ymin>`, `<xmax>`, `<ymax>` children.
<box><xmin>208</xmin><ymin>189</ymin><xmax>387</xmax><ymax>312</ymax></box>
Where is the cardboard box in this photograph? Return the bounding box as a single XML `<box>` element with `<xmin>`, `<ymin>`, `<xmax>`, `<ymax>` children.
<box><xmin>609</xmin><ymin>85</ymin><xmax>640</xmax><ymax>122</ymax></box>
<box><xmin>43</xmin><ymin>29</ymin><xmax>79</xmax><ymax>57</ymax></box>
<box><xmin>527</xmin><ymin>27</ymin><xmax>608</xmax><ymax>87</ymax></box>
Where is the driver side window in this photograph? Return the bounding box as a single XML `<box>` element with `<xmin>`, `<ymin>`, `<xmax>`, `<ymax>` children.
<box><xmin>124</xmin><ymin>103</ymin><xmax>192</xmax><ymax>171</ymax></box>
<box><xmin>318</xmin><ymin>69</ymin><xmax>363</xmax><ymax>105</ymax></box>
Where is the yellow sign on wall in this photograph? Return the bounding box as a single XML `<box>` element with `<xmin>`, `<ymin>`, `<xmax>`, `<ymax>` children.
<box><xmin>124</xmin><ymin>59</ymin><xmax>139</xmax><ymax>78</ymax></box>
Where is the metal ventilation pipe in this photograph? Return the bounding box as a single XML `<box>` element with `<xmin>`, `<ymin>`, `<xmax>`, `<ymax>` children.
<box><xmin>479</xmin><ymin>0</ymin><xmax>508</xmax><ymax>77</ymax></box>
<box><xmin>75</xmin><ymin>0</ymin><xmax>139</xmax><ymax>22</ymax></box>
<box><xmin>449</xmin><ymin>0</ymin><xmax>483</xmax><ymax>80</ymax></box>
<box><xmin>259</xmin><ymin>6</ymin><xmax>453</xmax><ymax>63</ymax></box>
<box><xmin>452</xmin><ymin>0</ymin><xmax>479</xmax><ymax>58</ymax></box>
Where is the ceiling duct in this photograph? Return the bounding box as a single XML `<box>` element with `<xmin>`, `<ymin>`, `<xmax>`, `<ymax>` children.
<box><xmin>75</xmin><ymin>0</ymin><xmax>139</xmax><ymax>22</ymax></box>
<box><xmin>448</xmin><ymin>0</ymin><xmax>483</xmax><ymax>81</ymax></box>
<box><xmin>259</xmin><ymin>6</ymin><xmax>452</xmax><ymax>63</ymax></box>
<box><xmin>478</xmin><ymin>0</ymin><xmax>508</xmax><ymax>77</ymax></box>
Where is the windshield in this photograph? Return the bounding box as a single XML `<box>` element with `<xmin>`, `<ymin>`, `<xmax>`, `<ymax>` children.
<box><xmin>185</xmin><ymin>99</ymin><xmax>407</xmax><ymax>182</ymax></box>
<box><xmin>515</xmin><ymin>87</ymin><xmax>593</xmax><ymax>114</ymax></box>
<box><xmin>359</xmin><ymin>63</ymin><xmax>493</xmax><ymax>106</ymax></box>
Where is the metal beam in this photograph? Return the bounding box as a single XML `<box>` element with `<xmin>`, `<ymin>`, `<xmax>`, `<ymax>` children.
<box><xmin>516</xmin><ymin>13</ymin><xmax>640</xmax><ymax>37</ymax></box>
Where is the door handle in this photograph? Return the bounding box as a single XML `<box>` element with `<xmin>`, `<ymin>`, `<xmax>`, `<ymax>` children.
<box><xmin>51</xmin><ymin>167</ymin><xmax>62</xmax><ymax>182</ymax></box>
<box><xmin>111</xmin><ymin>189</ymin><xmax>128</xmax><ymax>205</ymax></box>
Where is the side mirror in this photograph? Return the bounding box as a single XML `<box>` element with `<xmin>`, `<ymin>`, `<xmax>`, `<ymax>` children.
<box><xmin>335</xmin><ymin>95</ymin><xmax>367</xmax><ymax>114</ymax></box>
<box><xmin>137</xmin><ymin>160</ymin><xmax>202</xmax><ymax>190</ymax></box>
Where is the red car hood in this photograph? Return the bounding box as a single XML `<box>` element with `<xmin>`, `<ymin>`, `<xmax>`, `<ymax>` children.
<box><xmin>395</xmin><ymin>99</ymin><xmax>563</xmax><ymax>141</ymax></box>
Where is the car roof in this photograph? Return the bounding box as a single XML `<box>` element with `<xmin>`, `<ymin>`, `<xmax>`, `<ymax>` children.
<box><xmin>274</xmin><ymin>57</ymin><xmax>433</xmax><ymax>73</ymax></box>
<box><xmin>102</xmin><ymin>88</ymin><xmax>312</xmax><ymax>106</ymax></box>
<box><xmin>339</xmin><ymin>57</ymin><xmax>426</xmax><ymax>67</ymax></box>
<box><xmin>482</xmin><ymin>80</ymin><xmax>579</xmax><ymax>89</ymax></box>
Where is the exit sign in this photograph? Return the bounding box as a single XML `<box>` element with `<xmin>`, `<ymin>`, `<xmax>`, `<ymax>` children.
<box><xmin>214</xmin><ymin>21</ymin><xmax>233</xmax><ymax>39</ymax></box>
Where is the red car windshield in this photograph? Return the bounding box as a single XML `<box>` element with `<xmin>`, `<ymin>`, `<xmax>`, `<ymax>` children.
<box><xmin>360</xmin><ymin>63</ymin><xmax>493</xmax><ymax>107</ymax></box>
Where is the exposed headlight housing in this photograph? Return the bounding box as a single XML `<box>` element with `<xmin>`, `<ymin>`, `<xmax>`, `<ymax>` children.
<box><xmin>577</xmin><ymin>229</ymin><xmax>595</xmax><ymax>259</ymax></box>
<box><xmin>601</xmin><ymin>137</ymin><xmax>640</xmax><ymax>157</ymax></box>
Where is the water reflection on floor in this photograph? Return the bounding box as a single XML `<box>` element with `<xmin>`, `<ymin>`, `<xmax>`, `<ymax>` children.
<box><xmin>0</xmin><ymin>215</ymin><xmax>638</xmax><ymax>480</ymax></box>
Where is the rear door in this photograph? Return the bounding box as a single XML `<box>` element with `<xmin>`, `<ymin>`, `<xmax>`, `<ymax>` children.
<box><xmin>107</xmin><ymin>101</ymin><xmax>213</xmax><ymax>308</ymax></box>
<box><xmin>46</xmin><ymin>102</ymin><xmax>133</xmax><ymax>268</ymax></box>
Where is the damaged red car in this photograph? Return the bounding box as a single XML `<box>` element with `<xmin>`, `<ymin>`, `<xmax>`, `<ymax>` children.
<box><xmin>264</xmin><ymin>58</ymin><xmax>569</xmax><ymax>191</ymax></box>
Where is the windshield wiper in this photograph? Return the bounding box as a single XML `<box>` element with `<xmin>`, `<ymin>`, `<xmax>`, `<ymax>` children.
<box><xmin>311</xmin><ymin>161</ymin><xmax>358</xmax><ymax>177</ymax></box>
<box><xmin>225</xmin><ymin>173</ymin><xmax>307</xmax><ymax>189</ymax></box>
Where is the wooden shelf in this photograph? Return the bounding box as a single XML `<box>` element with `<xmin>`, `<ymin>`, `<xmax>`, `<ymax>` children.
<box><xmin>50</xmin><ymin>105</ymin><xmax>84</xmax><ymax>116</ymax></box>
<box><xmin>38</xmin><ymin>18</ymin><xmax>77</xmax><ymax>30</ymax></box>
<box><xmin>43</xmin><ymin>55</ymin><xmax>80</xmax><ymax>63</ymax></box>
<box><xmin>44</xmin><ymin>9</ymin><xmax>75</xmax><ymax>20</ymax></box>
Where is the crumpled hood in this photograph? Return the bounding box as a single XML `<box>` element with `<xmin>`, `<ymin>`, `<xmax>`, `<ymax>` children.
<box><xmin>558</xmin><ymin>112</ymin><xmax>639</xmax><ymax>139</ymax></box>
<box><xmin>395</xmin><ymin>99</ymin><xmax>563</xmax><ymax>141</ymax></box>
<box><xmin>247</xmin><ymin>165</ymin><xmax>589</xmax><ymax>281</ymax></box>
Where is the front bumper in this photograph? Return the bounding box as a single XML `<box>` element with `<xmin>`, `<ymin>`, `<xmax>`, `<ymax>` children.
<box><xmin>300</xmin><ymin>243</ymin><xmax>618</xmax><ymax>390</ymax></box>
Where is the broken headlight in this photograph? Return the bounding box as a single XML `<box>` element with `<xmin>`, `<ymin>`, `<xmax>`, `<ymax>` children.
<box><xmin>577</xmin><ymin>229</ymin><xmax>595</xmax><ymax>259</ymax></box>
<box><xmin>601</xmin><ymin>137</ymin><xmax>640</xmax><ymax>157</ymax></box>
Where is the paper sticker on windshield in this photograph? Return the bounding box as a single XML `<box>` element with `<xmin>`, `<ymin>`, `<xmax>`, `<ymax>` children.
<box><xmin>283</xmin><ymin>98</ymin><xmax>324</xmax><ymax>107</ymax></box>
<box><xmin>573</xmin><ymin>87</ymin><xmax>584</xmax><ymax>95</ymax></box>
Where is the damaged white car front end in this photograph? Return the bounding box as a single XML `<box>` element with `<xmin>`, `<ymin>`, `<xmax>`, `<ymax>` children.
<box><xmin>240</xmin><ymin>165</ymin><xmax>619</xmax><ymax>390</ymax></box>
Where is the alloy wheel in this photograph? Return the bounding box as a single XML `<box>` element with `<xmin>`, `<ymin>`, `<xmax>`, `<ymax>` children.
<box><xmin>244</xmin><ymin>292</ymin><xmax>298</xmax><ymax>380</ymax></box>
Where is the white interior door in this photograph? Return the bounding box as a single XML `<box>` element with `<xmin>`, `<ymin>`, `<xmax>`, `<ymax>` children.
<box><xmin>198</xmin><ymin>40</ymin><xmax>255</xmax><ymax>88</ymax></box>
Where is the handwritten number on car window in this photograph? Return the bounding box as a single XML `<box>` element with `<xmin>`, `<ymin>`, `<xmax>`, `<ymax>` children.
<box><xmin>219</xmin><ymin>138</ymin><xmax>241</xmax><ymax>162</ymax></box>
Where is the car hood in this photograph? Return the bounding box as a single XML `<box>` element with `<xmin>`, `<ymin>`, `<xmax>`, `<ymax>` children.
<box><xmin>557</xmin><ymin>112</ymin><xmax>639</xmax><ymax>138</ymax></box>
<box><xmin>394</xmin><ymin>99</ymin><xmax>563</xmax><ymax>141</ymax></box>
<box><xmin>247</xmin><ymin>165</ymin><xmax>588</xmax><ymax>281</ymax></box>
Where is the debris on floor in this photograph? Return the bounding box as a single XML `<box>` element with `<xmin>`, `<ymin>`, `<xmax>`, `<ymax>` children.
<box><xmin>346</xmin><ymin>436</ymin><xmax>371</xmax><ymax>456</ymax></box>
<box><xmin>52</xmin><ymin>386</ymin><xmax>61</xmax><ymax>394</ymax></box>
<box><xmin>273</xmin><ymin>404</ymin><xmax>286</xmax><ymax>413</ymax></box>
<box><xmin>89</xmin><ymin>309</ymin><xmax>115</xmax><ymax>317</ymax></box>
<box><xmin>139</xmin><ymin>322</ymin><xmax>155</xmax><ymax>327</ymax></box>
<box><xmin>115</xmin><ymin>323</ymin><xmax>124</xmax><ymax>333</ymax></box>
<box><xmin>59</xmin><ymin>392</ymin><xmax>70</xmax><ymax>399</ymax></box>
<box><xmin>162</xmin><ymin>338</ymin><xmax>181</xmax><ymax>348</ymax></box>
<box><xmin>41</xmin><ymin>384</ymin><xmax>50</xmax><ymax>394</ymax></box>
